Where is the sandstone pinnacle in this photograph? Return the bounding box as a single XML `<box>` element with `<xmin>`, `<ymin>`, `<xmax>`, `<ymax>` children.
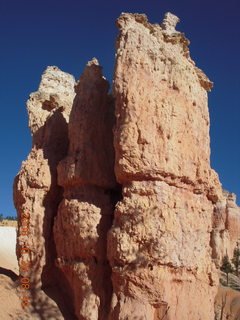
<box><xmin>14</xmin><ymin>12</ymin><xmax>240</xmax><ymax>320</ymax></box>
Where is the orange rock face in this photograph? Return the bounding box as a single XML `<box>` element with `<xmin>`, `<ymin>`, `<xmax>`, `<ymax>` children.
<box><xmin>54</xmin><ymin>59</ymin><xmax>118</xmax><ymax>320</ymax></box>
<box><xmin>108</xmin><ymin>13</ymin><xmax>222</xmax><ymax>320</ymax></box>
<box><xmin>13</xmin><ymin>12</ymin><xmax>240</xmax><ymax>320</ymax></box>
<box><xmin>112</xmin><ymin>13</ymin><xmax>220</xmax><ymax>197</ymax></box>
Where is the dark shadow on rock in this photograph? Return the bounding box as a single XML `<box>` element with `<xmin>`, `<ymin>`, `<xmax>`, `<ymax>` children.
<box><xmin>24</xmin><ymin>108</ymin><xmax>77</xmax><ymax>319</ymax></box>
<box><xmin>43</xmin><ymin>285</ymin><xmax>77</xmax><ymax>320</ymax></box>
<box><xmin>0</xmin><ymin>266</ymin><xmax>18</xmax><ymax>281</ymax></box>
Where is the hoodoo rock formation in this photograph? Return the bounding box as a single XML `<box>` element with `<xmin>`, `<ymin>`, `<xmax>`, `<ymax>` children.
<box><xmin>14</xmin><ymin>12</ymin><xmax>240</xmax><ymax>320</ymax></box>
<box><xmin>108</xmin><ymin>13</ymin><xmax>222</xmax><ymax>320</ymax></box>
<box><xmin>54</xmin><ymin>59</ymin><xmax>118</xmax><ymax>320</ymax></box>
<box><xmin>211</xmin><ymin>191</ymin><xmax>240</xmax><ymax>266</ymax></box>
<box><xmin>14</xmin><ymin>66</ymin><xmax>77</xmax><ymax>318</ymax></box>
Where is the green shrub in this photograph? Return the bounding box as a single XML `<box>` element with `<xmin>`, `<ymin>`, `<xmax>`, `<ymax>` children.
<box><xmin>220</xmin><ymin>254</ymin><xmax>233</xmax><ymax>285</ymax></box>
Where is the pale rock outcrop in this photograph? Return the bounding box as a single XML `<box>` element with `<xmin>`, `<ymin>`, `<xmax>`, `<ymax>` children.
<box><xmin>53</xmin><ymin>59</ymin><xmax>118</xmax><ymax>320</ymax></box>
<box><xmin>211</xmin><ymin>191</ymin><xmax>240</xmax><ymax>265</ymax></box>
<box><xmin>108</xmin><ymin>13</ymin><xmax>222</xmax><ymax>320</ymax></box>
<box><xmin>14</xmin><ymin>66</ymin><xmax>76</xmax><ymax>318</ymax></box>
<box><xmin>161</xmin><ymin>12</ymin><xmax>180</xmax><ymax>34</ymax></box>
<box><xmin>226</xmin><ymin>193</ymin><xmax>240</xmax><ymax>251</ymax></box>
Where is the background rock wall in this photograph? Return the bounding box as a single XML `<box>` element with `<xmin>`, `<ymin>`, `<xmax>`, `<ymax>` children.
<box><xmin>211</xmin><ymin>191</ymin><xmax>240</xmax><ymax>266</ymax></box>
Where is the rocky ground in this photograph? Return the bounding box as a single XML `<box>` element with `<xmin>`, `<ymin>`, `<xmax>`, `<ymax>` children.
<box><xmin>215</xmin><ymin>285</ymin><xmax>240</xmax><ymax>320</ymax></box>
<box><xmin>214</xmin><ymin>272</ymin><xmax>240</xmax><ymax>319</ymax></box>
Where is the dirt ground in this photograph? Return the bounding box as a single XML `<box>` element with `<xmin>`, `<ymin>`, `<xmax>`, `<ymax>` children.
<box><xmin>215</xmin><ymin>285</ymin><xmax>240</xmax><ymax>320</ymax></box>
<box><xmin>0</xmin><ymin>219</ymin><xmax>17</xmax><ymax>227</ymax></box>
<box><xmin>0</xmin><ymin>224</ymin><xmax>68</xmax><ymax>319</ymax></box>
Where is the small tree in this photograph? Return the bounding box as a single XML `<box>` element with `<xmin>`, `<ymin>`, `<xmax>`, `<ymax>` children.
<box><xmin>220</xmin><ymin>254</ymin><xmax>233</xmax><ymax>285</ymax></box>
<box><xmin>232</xmin><ymin>242</ymin><xmax>240</xmax><ymax>277</ymax></box>
<box><xmin>0</xmin><ymin>213</ymin><xmax>3</xmax><ymax>222</ymax></box>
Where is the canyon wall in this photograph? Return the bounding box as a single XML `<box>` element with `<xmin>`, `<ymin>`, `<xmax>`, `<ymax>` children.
<box><xmin>14</xmin><ymin>12</ymin><xmax>240</xmax><ymax>320</ymax></box>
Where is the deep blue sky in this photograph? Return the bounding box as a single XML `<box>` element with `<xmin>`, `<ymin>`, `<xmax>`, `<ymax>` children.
<box><xmin>0</xmin><ymin>0</ymin><xmax>239</xmax><ymax>217</ymax></box>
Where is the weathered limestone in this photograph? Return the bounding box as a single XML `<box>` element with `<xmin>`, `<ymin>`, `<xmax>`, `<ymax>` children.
<box><xmin>107</xmin><ymin>13</ymin><xmax>222</xmax><ymax>319</ymax></box>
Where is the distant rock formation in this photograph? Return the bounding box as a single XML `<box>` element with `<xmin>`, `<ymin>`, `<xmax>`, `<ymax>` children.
<box><xmin>211</xmin><ymin>191</ymin><xmax>240</xmax><ymax>266</ymax></box>
<box><xmin>14</xmin><ymin>12</ymin><xmax>240</xmax><ymax>320</ymax></box>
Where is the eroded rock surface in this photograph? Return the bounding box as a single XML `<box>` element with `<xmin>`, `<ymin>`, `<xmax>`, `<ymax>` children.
<box><xmin>54</xmin><ymin>59</ymin><xmax>118</xmax><ymax>320</ymax></box>
<box><xmin>14</xmin><ymin>66</ymin><xmax>76</xmax><ymax>318</ymax></box>
<box><xmin>108</xmin><ymin>13</ymin><xmax>223</xmax><ymax>320</ymax></box>
<box><xmin>14</xmin><ymin>12</ymin><xmax>240</xmax><ymax>320</ymax></box>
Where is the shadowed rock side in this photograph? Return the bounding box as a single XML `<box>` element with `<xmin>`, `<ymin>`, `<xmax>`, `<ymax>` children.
<box><xmin>107</xmin><ymin>13</ymin><xmax>223</xmax><ymax>320</ymax></box>
<box><xmin>13</xmin><ymin>66</ymin><xmax>76</xmax><ymax>318</ymax></box>
<box><xmin>54</xmin><ymin>59</ymin><xmax>118</xmax><ymax>320</ymax></box>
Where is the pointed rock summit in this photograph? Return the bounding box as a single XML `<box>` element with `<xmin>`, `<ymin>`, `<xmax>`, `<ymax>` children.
<box><xmin>161</xmin><ymin>12</ymin><xmax>180</xmax><ymax>33</ymax></box>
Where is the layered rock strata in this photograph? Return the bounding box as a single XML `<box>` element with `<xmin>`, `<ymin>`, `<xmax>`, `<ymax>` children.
<box><xmin>14</xmin><ymin>11</ymin><xmax>240</xmax><ymax>320</ymax></box>
<box><xmin>107</xmin><ymin>13</ymin><xmax>222</xmax><ymax>320</ymax></box>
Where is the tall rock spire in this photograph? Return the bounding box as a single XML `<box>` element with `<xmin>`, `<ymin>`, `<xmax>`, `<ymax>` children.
<box><xmin>108</xmin><ymin>12</ymin><xmax>222</xmax><ymax>319</ymax></box>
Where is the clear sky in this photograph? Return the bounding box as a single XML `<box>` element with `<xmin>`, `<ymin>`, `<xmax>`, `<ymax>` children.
<box><xmin>0</xmin><ymin>0</ymin><xmax>239</xmax><ymax>217</ymax></box>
